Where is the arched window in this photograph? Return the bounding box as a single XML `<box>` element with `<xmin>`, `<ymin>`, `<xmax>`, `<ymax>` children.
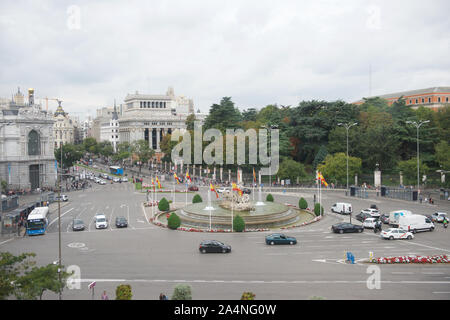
<box><xmin>28</xmin><ymin>130</ymin><xmax>40</xmax><ymax>155</ymax></box>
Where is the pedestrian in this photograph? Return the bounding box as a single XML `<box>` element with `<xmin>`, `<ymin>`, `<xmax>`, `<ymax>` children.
<box><xmin>419</xmin><ymin>195</ymin><xmax>422</xmax><ymax>204</ymax></box>
<box><xmin>159</xmin><ymin>293</ymin><xmax>164</xmax><ymax>300</ymax></box>
<box><xmin>17</xmin><ymin>219</ymin><xmax>22</xmax><ymax>236</ymax></box>
<box><xmin>101</xmin><ymin>291</ymin><xmax>109</xmax><ymax>300</ymax></box>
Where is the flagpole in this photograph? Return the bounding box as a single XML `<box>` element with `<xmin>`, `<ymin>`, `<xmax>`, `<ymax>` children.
<box><xmin>231</xmin><ymin>192</ymin><xmax>234</xmax><ymax>232</ymax></box>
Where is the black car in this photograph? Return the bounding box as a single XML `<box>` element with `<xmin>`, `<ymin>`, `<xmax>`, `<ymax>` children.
<box><xmin>331</xmin><ymin>223</ymin><xmax>364</xmax><ymax>234</ymax></box>
<box><xmin>72</xmin><ymin>219</ymin><xmax>85</xmax><ymax>231</ymax></box>
<box><xmin>242</xmin><ymin>188</ymin><xmax>251</xmax><ymax>194</ymax></box>
<box><xmin>370</xmin><ymin>204</ymin><xmax>379</xmax><ymax>210</ymax></box>
<box><xmin>355</xmin><ymin>212</ymin><xmax>372</xmax><ymax>222</ymax></box>
<box><xmin>115</xmin><ymin>216</ymin><xmax>128</xmax><ymax>228</ymax></box>
<box><xmin>380</xmin><ymin>214</ymin><xmax>390</xmax><ymax>224</ymax></box>
<box><xmin>199</xmin><ymin>240</ymin><xmax>231</xmax><ymax>253</ymax></box>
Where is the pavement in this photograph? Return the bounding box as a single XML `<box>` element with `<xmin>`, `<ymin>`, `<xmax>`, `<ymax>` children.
<box><xmin>1</xmin><ymin>173</ymin><xmax>449</xmax><ymax>300</ymax></box>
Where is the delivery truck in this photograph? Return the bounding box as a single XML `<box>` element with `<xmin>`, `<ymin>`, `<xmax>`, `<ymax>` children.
<box><xmin>389</xmin><ymin>210</ymin><xmax>412</xmax><ymax>227</ymax></box>
<box><xmin>398</xmin><ymin>214</ymin><xmax>435</xmax><ymax>233</ymax></box>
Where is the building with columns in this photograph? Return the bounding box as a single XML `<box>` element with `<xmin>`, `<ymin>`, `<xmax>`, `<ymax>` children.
<box><xmin>119</xmin><ymin>87</ymin><xmax>200</xmax><ymax>156</ymax></box>
<box><xmin>0</xmin><ymin>88</ymin><xmax>57</xmax><ymax>191</ymax></box>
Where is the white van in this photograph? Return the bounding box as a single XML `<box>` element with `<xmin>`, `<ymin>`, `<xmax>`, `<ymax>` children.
<box><xmin>331</xmin><ymin>203</ymin><xmax>352</xmax><ymax>215</ymax></box>
<box><xmin>95</xmin><ymin>214</ymin><xmax>108</xmax><ymax>229</ymax></box>
<box><xmin>398</xmin><ymin>214</ymin><xmax>434</xmax><ymax>233</ymax></box>
<box><xmin>389</xmin><ymin>210</ymin><xmax>412</xmax><ymax>227</ymax></box>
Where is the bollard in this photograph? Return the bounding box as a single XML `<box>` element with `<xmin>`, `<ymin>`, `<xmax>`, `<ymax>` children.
<box><xmin>369</xmin><ymin>251</ymin><xmax>374</xmax><ymax>262</ymax></box>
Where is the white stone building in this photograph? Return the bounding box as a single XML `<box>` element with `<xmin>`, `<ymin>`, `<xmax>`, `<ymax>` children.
<box><xmin>0</xmin><ymin>88</ymin><xmax>56</xmax><ymax>191</ymax></box>
<box><xmin>53</xmin><ymin>101</ymin><xmax>75</xmax><ymax>148</ymax></box>
<box><xmin>99</xmin><ymin>101</ymin><xmax>120</xmax><ymax>152</ymax></box>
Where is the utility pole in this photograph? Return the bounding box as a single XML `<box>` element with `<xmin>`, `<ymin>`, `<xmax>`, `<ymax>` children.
<box><xmin>338</xmin><ymin>122</ymin><xmax>358</xmax><ymax>191</ymax></box>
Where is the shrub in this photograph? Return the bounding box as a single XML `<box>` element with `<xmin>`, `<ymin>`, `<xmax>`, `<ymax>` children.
<box><xmin>158</xmin><ymin>197</ymin><xmax>170</xmax><ymax>212</ymax></box>
<box><xmin>233</xmin><ymin>215</ymin><xmax>245</xmax><ymax>232</ymax></box>
<box><xmin>266</xmin><ymin>194</ymin><xmax>274</xmax><ymax>202</ymax></box>
<box><xmin>241</xmin><ymin>292</ymin><xmax>256</xmax><ymax>300</ymax></box>
<box><xmin>192</xmin><ymin>194</ymin><xmax>203</xmax><ymax>204</ymax></box>
<box><xmin>299</xmin><ymin>197</ymin><xmax>308</xmax><ymax>209</ymax></box>
<box><xmin>171</xmin><ymin>284</ymin><xmax>192</xmax><ymax>300</ymax></box>
<box><xmin>115</xmin><ymin>284</ymin><xmax>132</xmax><ymax>300</ymax></box>
<box><xmin>314</xmin><ymin>203</ymin><xmax>324</xmax><ymax>216</ymax></box>
<box><xmin>167</xmin><ymin>213</ymin><xmax>181</xmax><ymax>230</ymax></box>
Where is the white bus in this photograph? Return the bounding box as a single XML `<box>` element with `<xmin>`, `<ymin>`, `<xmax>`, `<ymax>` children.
<box><xmin>26</xmin><ymin>207</ymin><xmax>49</xmax><ymax>236</ymax></box>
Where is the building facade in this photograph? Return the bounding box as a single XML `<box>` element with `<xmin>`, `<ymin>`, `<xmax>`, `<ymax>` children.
<box><xmin>53</xmin><ymin>101</ymin><xmax>75</xmax><ymax>148</ymax></box>
<box><xmin>354</xmin><ymin>87</ymin><xmax>450</xmax><ymax>110</ymax></box>
<box><xmin>0</xmin><ymin>88</ymin><xmax>57</xmax><ymax>191</ymax></box>
<box><xmin>119</xmin><ymin>87</ymin><xmax>200</xmax><ymax>154</ymax></box>
<box><xmin>99</xmin><ymin>101</ymin><xmax>120</xmax><ymax>152</ymax></box>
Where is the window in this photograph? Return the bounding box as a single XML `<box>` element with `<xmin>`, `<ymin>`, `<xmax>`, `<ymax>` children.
<box><xmin>415</xmin><ymin>99</ymin><xmax>418</xmax><ymax>104</ymax></box>
<box><xmin>446</xmin><ymin>97</ymin><xmax>449</xmax><ymax>102</ymax></box>
<box><xmin>28</xmin><ymin>130</ymin><xmax>40</xmax><ymax>156</ymax></box>
<box><xmin>421</xmin><ymin>98</ymin><xmax>424</xmax><ymax>103</ymax></box>
<box><xmin>428</xmin><ymin>97</ymin><xmax>431</xmax><ymax>103</ymax></box>
<box><xmin>438</xmin><ymin>97</ymin><xmax>441</xmax><ymax>103</ymax></box>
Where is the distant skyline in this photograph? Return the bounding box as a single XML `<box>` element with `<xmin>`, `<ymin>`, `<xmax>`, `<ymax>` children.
<box><xmin>1</xmin><ymin>0</ymin><xmax>449</xmax><ymax>120</ymax></box>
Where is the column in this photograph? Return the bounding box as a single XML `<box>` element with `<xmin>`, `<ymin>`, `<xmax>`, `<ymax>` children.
<box><xmin>199</xmin><ymin>165</ymin><xmax>202</xmax><ymax>178</ymax></box>
<box><xmin>156</xmin><ymin>128</ymin><xmax>160</xmax><ymax>151</ymax></box>
<box><xmin>220</xmin><ymin>167</ymin><xmax>223</xmax><ymax>182</ymax></box>
<box><xmin>228</xmin><ymin>169</ymin><xmax>231</xmax><ymax>183</ymax></box>
<box><xmin>213</xmin><ymin>167</ymin><xmax>216</xmax><ymax>181</ymax></box>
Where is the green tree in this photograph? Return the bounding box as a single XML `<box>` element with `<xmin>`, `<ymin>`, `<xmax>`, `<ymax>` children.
<box><xmin>397</xmin><ymin>157</ymin><xmax>430</xmax><ymax>185</ymax></box>
<box><xmin>158</xmin><ymin>197</ymin><xmax>170</xmax><ymax>212</ymax></box>
<box><xmin>54</xmin><ymin>143</ymin><xmax>83</xmax><ymax>169</ymax></box>
<box><xmin>299</xmin><ymin>198</ymin><xmax>308</xmax><ymax>209</ymax></box>
<box><xmin>314</xmin><ymin>203</ymin><xmax>324</xmax><ymax>216</ymax></box>
<box><xmin>115</xmin><ymin>284</ymin><xmax>132</xmax><ymax>300</ymax></box>
<box><xmin>82</xmin><ymin>137</ymin><xmax>98</xmax><ymax>154</ymax></box>
<box><xmin>171</xmin><ymin>284</ymin><xmax>192</xmax><ymax>300</ymax></box>
<box><xmin>266</xmin><ymin>194</ymin><xmax>274</xmax><ymax>202</ymax></box>
<box><xmin>312</xmin><ymin>145</ymin><xmax>328</xmax><ymax>169</ymax></box>
<box><xmin>15</xmin><ymin>263</ymin><xmax>70</xmax><ymax>300</ymax></box>
<box><xmin>435</xmin><ymin>141</ymin><xmax>450</xmax><ymax>170</ymax></box>
<box><xmin>241</xmin><ymin>292</ymin><xmax>256</xmax><ymax>300</ymax></box>
<box><xmin>277</xmin><ymin>158</ymin><xmax>307</xmax><ymax>182</ymax></box>
<box><xmin>204</xmin><ymin>97</ymin><xmax>243</xmax><ymax>132</ymax></box>
<box><xmin>167</xmin><ymin>213</ymin><xmax>181</xmax><ymax>230</ymax></box>
<box><xmin>192</xmin><ymin>194</ymin><xmax>203</xmax><ymax>203</ymax></box>
<box><xmin>317</xmin><ymin>153</ymin><xmax>362</xmax><ymax>186</ymax></box>
<box><xmin>233</xmin><ymin>215</ymin><xmax>245</xmax><ymax>232</ymax></box>
<box><xmin>1</xmin><ymin>180</ymin><xmax>7</xmax><ymax>193</ymax></box>
<box><xmin>132</xmin><ymin>139</ymin><xmax>155</xmax><ymax>174</ymax></box>
<box><xmin>185</xmin><ymin>114</ymin><xmax>196</xmax><ymax>131</ymax></box>
<box><xmin>0</xmin><ymin>252</ymin><xmax>35</xmax><ymax>300</ymax></box>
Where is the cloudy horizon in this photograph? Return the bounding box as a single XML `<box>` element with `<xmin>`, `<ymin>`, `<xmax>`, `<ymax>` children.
<box><xmin>1</xmin><ymin>0</ymin><xmax>449</xmax><ymax>120</ymax></box>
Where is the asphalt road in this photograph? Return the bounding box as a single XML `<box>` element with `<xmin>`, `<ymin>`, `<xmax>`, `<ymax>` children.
<box><xmin>1</xmin><ymin>178</ymin><xmax>449</xmax><ymax>300</ymax></box>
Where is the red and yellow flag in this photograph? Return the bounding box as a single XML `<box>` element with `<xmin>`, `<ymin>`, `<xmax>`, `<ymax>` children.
<box><xmin>253</xmin><ymin>168</ymin><xmax>257</xmax><ymax>183</ymax></box>
<box><xmin>186</xmin><ymin>171</ymin><xmax>192</xmax><ymax>183</ymax></box>
<box><xmin>232</xmin><ymin>182</ymin><xmax>243</xmax><ymax>196</ymax></box>
<box><xmin>174</xmin><ymin>173</ymin><xmax>180</xmax><ymax>184</ymax></box>
<box><xmin>317</xmin><ymin>172</ymin><xmax>328</xmax><ymax>187</ymax></box>
<box><xmin>155</xmin><ymin>176</ymin><xmax>162</xmax><ymax>189</ymax></box>
<box><xmin>210</xmin><ymin>183</ymin><xmax>219</xmax><ymax>198</ymax></box>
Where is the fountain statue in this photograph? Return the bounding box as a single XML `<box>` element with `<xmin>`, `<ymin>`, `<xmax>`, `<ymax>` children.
<box><xmin>220</xmin><ymin>191</ymin><xmax>254</xmax><ymax>212</ymax></box>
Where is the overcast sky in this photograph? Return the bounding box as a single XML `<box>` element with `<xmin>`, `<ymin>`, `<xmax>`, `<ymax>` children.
<box><xmin>0</xmin><ymin>0</ymin><xmax>449</xmax><ymax>120</ymax></box>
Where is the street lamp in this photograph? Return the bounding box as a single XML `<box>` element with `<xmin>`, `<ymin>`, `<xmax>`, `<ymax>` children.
<box><xmin>261</xmin><ymin>124</ymin><xmax>278</xmax><ymax>192</ymax></box>
<box><xmin>406</xmin><ymin>120</ymin><xmax>430</xmax><ymax>198</ymax></box>
<box><xmin>337</xmin><ymin>122</ymin><xmax>358</xmax><ymax>191</ymax></box>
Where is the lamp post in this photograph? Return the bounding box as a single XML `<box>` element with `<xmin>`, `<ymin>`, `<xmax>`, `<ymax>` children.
<box><xmin>261</xmin><ymin>124</ymin><xmax>278</xmax><ymax>192</ymax></box>
<box><xmin>337</xmin><ymin>122</ymin><xmax>358</xmax><ymax>191</ymax></box>
<box><xmin>406</xmin><ymin>120</ymin><xmax>430</xmax><ymax>198</ymax></box>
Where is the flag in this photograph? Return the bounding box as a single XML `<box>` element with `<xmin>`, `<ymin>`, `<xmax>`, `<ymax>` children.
<box><xmin>232</xmin><ymin>182</ymin><xmax>243</xmax><ymax>196</ymax></box>
<box><xmin>174</xmin><ymin>173</ymin><xmax>180</xmax><ymax>184</ymax></box>
<box><xmin>210</xmin><ymin>183</ymin><xmax>219</xmax><ymax>198</ymax></box>
<box><xmin>253</xmin><ymin>168</ymin><xmax>256</xmax><ymax>183</ymax></box>
<box><xmin>156</xmin><ymin>176</ymin><xmax>162</xmax><ymax>189</ymax></box>
<box><xmin>186</xmin><ymin>171</ymin><xmax>192</xmax><ymax>183</ymax></box>
<box><xmin>317</xmin><ymin>172</ymin><xmax>328</xmax><ymax>187</ymax></box>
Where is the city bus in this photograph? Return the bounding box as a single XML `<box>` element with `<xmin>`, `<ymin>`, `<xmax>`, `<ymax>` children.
<box><xmin>109</xmin><ymin>166</ymin><xmax>124</xmax><ymax>176</ymax></box>
<box><xmin>26</xmin><ymin>207</ymin><xmax>49</xmax><ymax>236</ymax></box>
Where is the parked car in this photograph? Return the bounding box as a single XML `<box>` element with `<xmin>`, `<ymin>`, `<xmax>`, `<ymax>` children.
<box><xmin>363</xmin><ymin>217</ymin><xmax>377</xmax><ymax>229</ymax></box>
<box><xmin>72</xmin><ymin>219</ymin><xmax>85</xmax><ymax>231</ymax></box>
<box><xmin>121</xmin><ymin>177</ymin><xmax>128</xmax><ymax>182</ymax></box>
<box><xmin>99</xmin><ymin>180</ymin><xmax>106</xmax><ymax>185</ymax></box>
<box><xmin>380</xmin><ymin>214</ymin><xmax>390</xmax><ymax>224</ymax></box>
<box><xmin>56</xmin><ymin>195</ymin><xmax>69</xmax><ymax>202</ymax></box>
<box><xmin>217</xmin><ymin>188</ymin><xmax>229</xmax><ymax>194</ymax></box>
<box><xmin>199</xmin><ymin>240</ymin><xmax>231</xmax><ymax>253</ymax></box>
<box><xmin>370</xmin><ymin>204</ymin><xmax>379</xmax><ymax>210</ymax></box>
<box><xmin>355</xmin><ymin>212</ymin><xmax>372</xmax><ymax>222</ymax></box>
<box><xmin>265</xmin><ymin>234</ymin><xmax>297</xmax><ymax>245</ymax></box>
<box><xmin>380</xmin><ymin>228</ymin><xmax>414</xmax><ymax>240</ymax></box>
<box><xmin>331</xmin><ymin>222</ymin><xmax>364</xmax><ymax>234</ymax></box>
<box><xmin>188</xmin><ymin>186</ymin><xmax>199</xmax><ymax>191</ymax></box>
<box><xmin>115</xmin><ymin>216</ymin><xmax>128</xmax><ymax>228</ymax></box>
<box><xmin>331</xmin><ymin>203</ymin><xmax>352</xmax><ymax>215</ymax></box>
<box><xmin>95</xmin><ymin>214</ymin><xmax>108</xmax><ymax>229</ymax></box>
<box><xmin>431</xmin><ymin>212</ymin><xmax>448</xmax><ymax>223</ymax></box>
<box><xmin>242</xmin><ymin>188</ymin><xmax>252</xmax><ymax>194</ymax></box>
<box><xmin>113</xmin><ymin>177</ymin><xmax>121</xmax><ymax>183</ymax></box>
<box><xmin>360</xmin><ymin>208</ymin><xmax>380</xmax><ymax>218</ymax></box>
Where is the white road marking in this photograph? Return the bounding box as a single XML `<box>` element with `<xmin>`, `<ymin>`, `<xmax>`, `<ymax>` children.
<box><xmin>48</xmin><ymin>208</ymin><xmax>74</xmax><ymax>227</ymax></box>
<box><xmin>142</xmin><ymin>202</ymin><xmax>150</xmax><ymax>225</ymax></box>
<box><xmin>0</xmin><ymin>238</ymin><xmax>15</xmax><ymax>246</ymax></box>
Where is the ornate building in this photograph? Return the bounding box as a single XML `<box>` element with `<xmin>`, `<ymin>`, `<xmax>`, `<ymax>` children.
<box><xmin>53</xmin><ymin>101</ymin><xmax>75</xmax><ymax>148</ymax></box>
<box><xmin>0</xmin><ymin>88</ymin><xmax>56</xmax><ymax>191</ymax></box>
<box><xmin>100</xmin><ymin>101</ymin><xmax>120</xmax><ymax>152</ymax></box>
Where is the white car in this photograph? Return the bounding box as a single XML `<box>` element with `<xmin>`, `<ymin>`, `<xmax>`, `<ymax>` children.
<box><xmin>217</xmin><ymin>188</ymin><xmax>230</xmax><ymax>194</ymax></box>
<box><xmin>121</xmin><ymin>177</ymin><xmax>128</xmax><ymax>182</ymax></box>
<box><xmin>363</xmin><ymin>217</ymin><xmax>377</xmax><ymax>229</ymax></box>
<box><xmin>95</xmin><ymin>214</ymin><xmax>108</xmax><ymax>229</ymax></box>
<box><xmin>113</xmin><ymin>177</ymin><xmax>121</xmax><ymax>183</ymax></box>
<box><xmin>380</xmin><ymin>228</ymin><xmax>414</xmax><ymax>240</ymax></box>
<box><xmin>431</xmin><ymin>212</ymin><xmax>448</xmax><ymax>223</ymax></box>
<box><xmin>361</xmin><ymin>208</ymin><xmax>380</xmax><ymax>218</ymax></box>
<box><xmin>99</xmin><ymin>180</ymin><xmax>106</xmax><ymax>185</ymax></box>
